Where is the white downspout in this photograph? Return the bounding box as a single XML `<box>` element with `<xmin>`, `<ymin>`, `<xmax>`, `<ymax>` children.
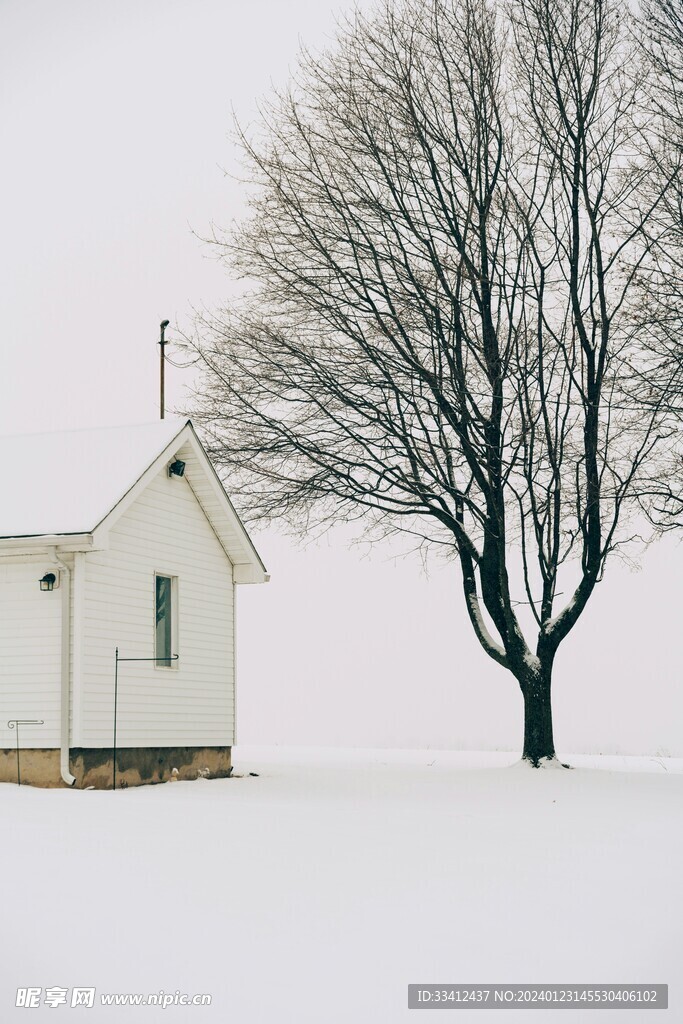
<box><xmin>50</xmin><ymin>548</ymin><xmax>76</xmax><ymax>786</ymax></box>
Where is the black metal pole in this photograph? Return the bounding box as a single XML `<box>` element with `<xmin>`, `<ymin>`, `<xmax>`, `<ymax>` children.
<box><xmin>159</xmin><ymin>319</ymin><xmax>169</xmax><ymax>420</ymax></box>
<box><xmin>15</xmin><ymin>723</ymin><xmax>20</xmax><ymax>787</ymax></box>
<box><xmin>113</xmin><ymin>647</ymin><xmax>119</xmax><ymax>791</ymax></box>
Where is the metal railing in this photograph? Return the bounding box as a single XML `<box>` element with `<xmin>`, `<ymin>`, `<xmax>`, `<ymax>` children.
<box><xmin>7</xmin><ymin>719</ymin><xmax>44</xmax><ymax>786</ymax></box>
<box><xmin>113</xmin><ymin>647</ymin><xmax>178</xmax><ymax>790</ymax></box>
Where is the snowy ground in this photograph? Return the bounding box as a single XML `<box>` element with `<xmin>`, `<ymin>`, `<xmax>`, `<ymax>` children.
<box><xmin>1</xmin><ymin>746</ymin><xmax>681</xmax><ymax>1022</ymax></box>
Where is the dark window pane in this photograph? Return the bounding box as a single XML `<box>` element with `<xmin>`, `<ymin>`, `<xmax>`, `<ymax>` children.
<box><xmin>155</xmin><ymin>575</ymin><xmax>172</xmax><ymax>664</ymax></box>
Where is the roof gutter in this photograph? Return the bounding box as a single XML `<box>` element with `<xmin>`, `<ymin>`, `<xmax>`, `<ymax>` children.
<box><xmin>50</xmin><ymin>548</ymin><xmax>76</xmax><ymax>787</ymax></box>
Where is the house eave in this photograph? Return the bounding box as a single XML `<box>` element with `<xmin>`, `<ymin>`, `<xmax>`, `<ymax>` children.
<box><xmin>0</xmin><ymin>533</ymin><xmax>96</xmax><ymax>556</ymax></box>
<box><xmin>233</xmin><ymin>563</ymin><xmax>270</xmax><ymax>585</ymax></box>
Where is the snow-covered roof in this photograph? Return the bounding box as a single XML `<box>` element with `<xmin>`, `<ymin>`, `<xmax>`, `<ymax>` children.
<box><xmin>0</xmin><ymin>418</ymin><xmax>267</xmax><ymax>581</ymax></box>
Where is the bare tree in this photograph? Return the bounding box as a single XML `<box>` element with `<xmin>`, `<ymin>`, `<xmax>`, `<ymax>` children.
<box><xmin>632</xmin><ymin>0</ymin><xmax>683</xmax><ymax>522</ymax></box>
<box><xmin>642</xmin><ymin>0</ymin><xmax>683</xmax><ymax>137</ymax></box>
<box><xmin>189</xmin><ymin>0</ymin><xmax>674</xmax><ymax>764</ymax></box>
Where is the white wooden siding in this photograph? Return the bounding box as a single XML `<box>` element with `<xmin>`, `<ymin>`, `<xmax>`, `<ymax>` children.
<box><xmin>0</xmin><ymin>557</ymin><xmax>63</xmax><ymax>748</ymax></box>
<box><xmin>79</xmin><ymin>465</ymin><xmax>235</xmax><ymax>748</ymax></box>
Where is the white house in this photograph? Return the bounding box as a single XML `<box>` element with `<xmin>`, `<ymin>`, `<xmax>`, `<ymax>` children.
<box><xmin>0</xmin><ymin>418</ymin><xmax>267</xmax><ymax>788</ymax></box>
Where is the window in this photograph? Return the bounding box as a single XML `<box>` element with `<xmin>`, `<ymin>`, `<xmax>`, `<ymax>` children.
<box><xmin>155</xmin><ymin>574</ymin><xmax>176</xmax><ymax>666</ymax></box>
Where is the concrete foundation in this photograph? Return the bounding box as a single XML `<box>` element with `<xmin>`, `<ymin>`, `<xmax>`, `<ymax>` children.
<box><xmin>0</xmin><ymin>746</ymin><xmax>232</xmax><ymax>789</ymax></box>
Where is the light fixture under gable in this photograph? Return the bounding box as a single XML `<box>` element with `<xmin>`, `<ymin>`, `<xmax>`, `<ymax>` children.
<box><xmin>168</xmin><ymin>459</ymin><xmax>186</xmax><ymax>478</ymax></box>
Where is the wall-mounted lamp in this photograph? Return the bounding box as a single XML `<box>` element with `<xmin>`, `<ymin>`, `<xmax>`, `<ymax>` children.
<box><xmin>39</xmin><ymin>572</ymin><xmax>57</xmax><ymax>592</ymax></box>
<box><xmin>168</xmin><ymin>459</ymin><xmax>186</xmax><ymax>478</ymax></box>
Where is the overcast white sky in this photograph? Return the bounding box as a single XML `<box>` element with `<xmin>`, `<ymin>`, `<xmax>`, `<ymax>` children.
<box><xmin>1</xmin><ymin>0</ymin><xmax>681</xmax><ymax>757</ymax></box>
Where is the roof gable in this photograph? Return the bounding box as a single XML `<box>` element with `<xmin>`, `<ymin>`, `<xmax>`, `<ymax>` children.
<box><xmin>0</xmin><ymin>419</ymin><xmax>266</xmax><ymax>581</ymax></box>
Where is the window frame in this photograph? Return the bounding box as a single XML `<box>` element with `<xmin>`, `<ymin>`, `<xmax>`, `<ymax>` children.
<box><xmin>153</xmin><ymin>571</ymin><xmax>179</xmax><ymax>669</ymax></box>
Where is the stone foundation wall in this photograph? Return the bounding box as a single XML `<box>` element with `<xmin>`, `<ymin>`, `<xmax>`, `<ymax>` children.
<box><xmin>0</xmin><ymin>746</ymin><xmax>232</xmax><ymax>789</ymax></box>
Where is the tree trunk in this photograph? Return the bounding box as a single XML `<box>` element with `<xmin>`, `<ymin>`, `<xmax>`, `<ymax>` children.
<box><xmin>521</xmin><ymin>665</ymin><xmax>556</xmax><ymax>766</ymax></box>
